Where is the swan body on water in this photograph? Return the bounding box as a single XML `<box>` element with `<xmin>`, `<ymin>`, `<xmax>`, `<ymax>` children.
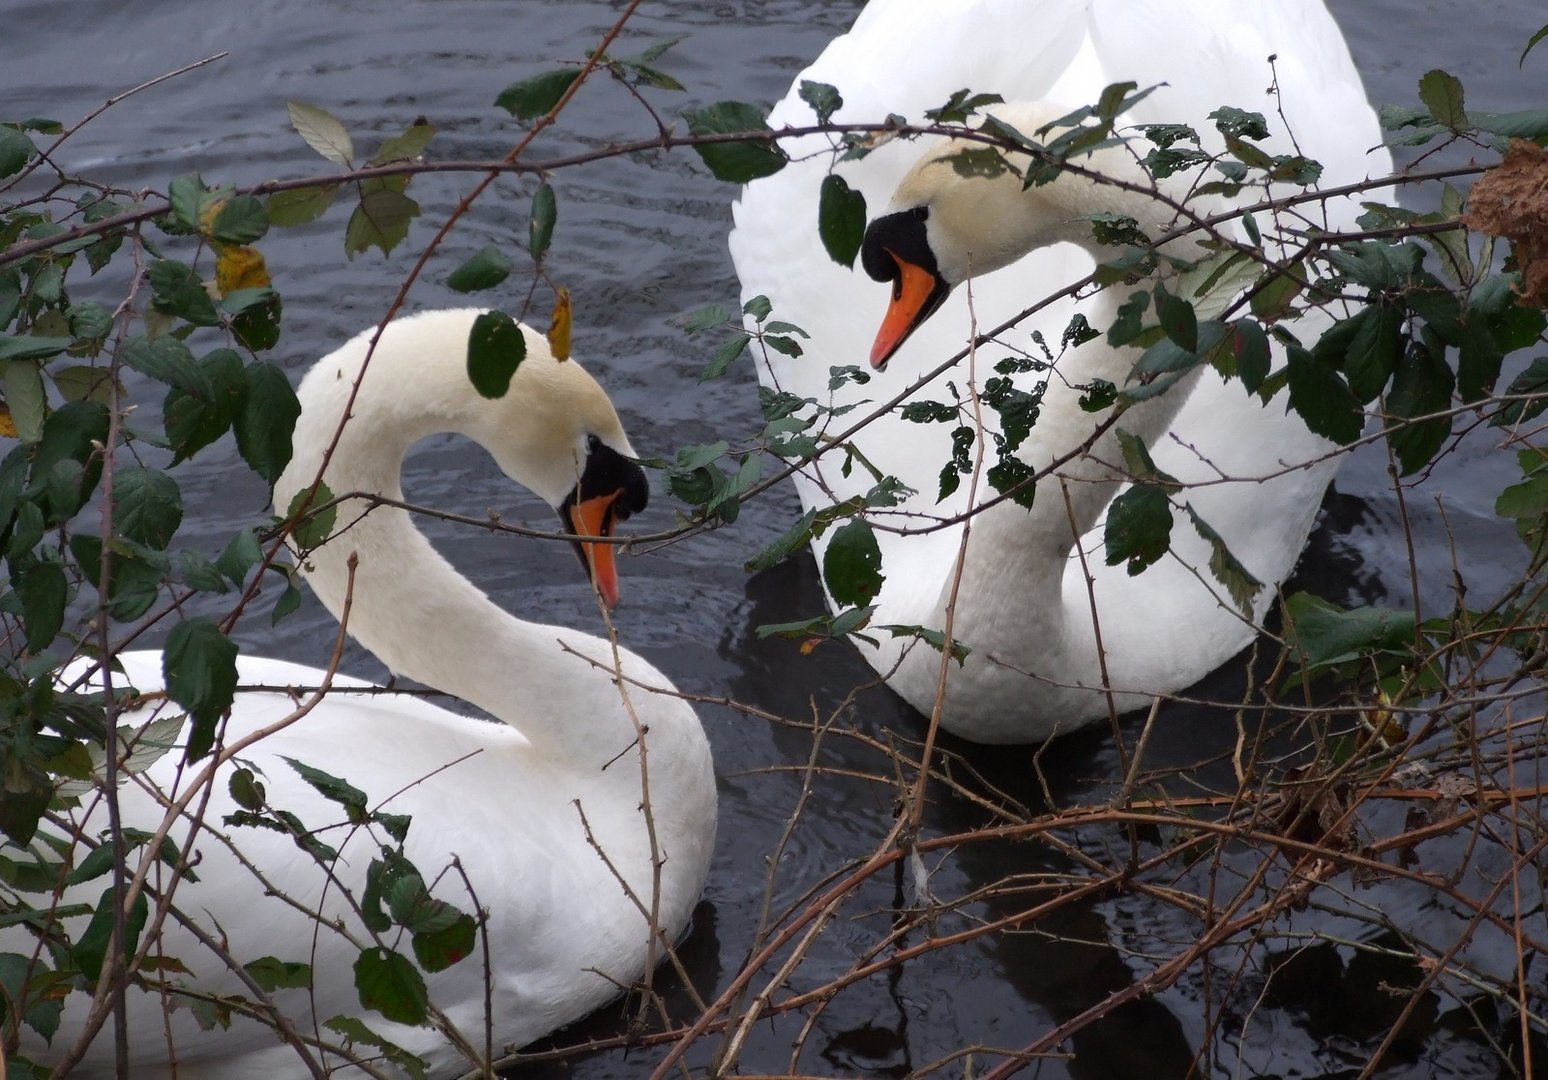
<box><xmin>16</xmin><ymin>310</ymin><xmax>716</xmax><ymax>1077</ymax></box>
<box><xmin>731</xmin><ymin>0</ymin><xmax>1391</xmax><ymax>742</ymax></box>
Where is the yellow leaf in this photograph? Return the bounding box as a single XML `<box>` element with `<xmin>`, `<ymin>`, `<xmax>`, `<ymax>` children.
<box><xmin>215</xmin><ymin>244</ymin><xmax>271</xmax><ymax>294</ymax></box>
<box><xmin>546</xmin><ymin>286</ymin><xmax>572</xmax><ymax>362</ymax></box>
<box><xmin>0</xmin><ymin>404</ymin><xmax>16</xmax><ymax>439</ymax></box>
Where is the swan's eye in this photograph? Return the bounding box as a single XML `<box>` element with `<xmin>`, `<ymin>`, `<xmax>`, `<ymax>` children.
<box><xmin>587</xmin><ymin>434</ymin><xmax>602</xmax><ymax>452</ymax></box>
<box><xmin>911</xmin><ymin>206</ymin><xmax>928</xmax><ymax>222</ymax></box>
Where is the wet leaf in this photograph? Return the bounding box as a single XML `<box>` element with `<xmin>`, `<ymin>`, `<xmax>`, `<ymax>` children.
<box><xmin>466</xmin><ymin>310</ymin><xmax>526</xmax><ymax>398</ymax></box>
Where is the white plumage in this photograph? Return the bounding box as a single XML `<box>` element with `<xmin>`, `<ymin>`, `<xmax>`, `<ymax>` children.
<box><xmin>731</xmin><ymin>0</ymin><xmax>1391</xmax><ymax>741</ymax></box>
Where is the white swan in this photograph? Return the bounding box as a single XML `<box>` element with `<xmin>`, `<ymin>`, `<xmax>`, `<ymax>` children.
<box><xmin>731</xmin><ymin>0</ymin><xmax>1391</xmax><ymax>742</ymax></box>
<box><xmin>15</xmin><ymin>310</ymin><xmax>716</xmax><ymax>1077</ymax></box>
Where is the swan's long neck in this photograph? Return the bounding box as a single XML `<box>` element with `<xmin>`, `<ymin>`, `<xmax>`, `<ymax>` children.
<box><xmin>278</xmin><ymin>335</ymin><xmax>637</xmax><ymax>767</ymax></box>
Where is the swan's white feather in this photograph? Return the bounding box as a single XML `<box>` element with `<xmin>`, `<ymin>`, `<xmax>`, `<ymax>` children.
<box><xmin>732</xmin><ymin>0</ymin><xmax>1390</xmax><ymax>740</ymax></box>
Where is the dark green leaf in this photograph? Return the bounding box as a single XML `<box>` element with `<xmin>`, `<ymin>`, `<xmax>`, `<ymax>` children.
<box><xmin>284</xmin><ymin>757</ymin><xmax>369</xmax><ymax>823</ymax></box>
<box><xmin>1231</xmin><ymin>319</ymin><xmax>1271</xmax><ymax>394</ymax></box>
<box><xmin>1386</xmin><ymin>342</ymin><xmax>1455</xmax><ymax>475</ymax></box>
<box><xmin>1184</xmin><ymin>505</ymin><xmax>1261</xmax><ymax>615</ymax></box>
<box><xmin>529</xmin><ymin>183</ymin><xmax>557</xmax><ymax>262</ymax></box>
<box><xmin>1492</xmin><ymin>356</ymin><xmax>1548</xmax><ymax>427</ymax></box>
<box><xmin>446</xmin><ymin>245</ymin><xmax>513</xmax><ymax>293</ymax></box>
<box><xmin>494</xmin><ymin>69</ymin><xmax>582</xmax><ymax>119</ymax></box>
<box><xmin>163</xmin><ymin>618</ymin><xmax>239</xmax><ymax>760</ymax></box>
<box><xmin>148</xmin><ymin>260</ymin><xmax>220</xmax><ymax>327</ymax></box>
<box><xmin>1</xmin><ymin>360</ymin><xmax>45</xmax><ymax>443</ymax></box>
<box><xmin>0</xmin><ymin>130</ymin><xmax>35</xmax><ymax>179</ymax></box>
<box><xmin>1287</xmin><ymin>348</ymin><xmax>1362</xmax><ymax>444</ymax></box>
<box><xmin>284</xmin><ymin>480</ymin><xmax>337</xmax><ymax>551</ymax></box>
<box><xmin>700</xmin><ymin>335</ymin><xmax>748</xmax><ymax>380</ymax></box>
<box><xmin>684</xmin><ymin>101</ymin><xmax>786</xmax><ymax>183</ymax></box>
<box><xmin>230</xmin><ymin>288</ymin><xmax>283</xmax><ymax>353</ymax></box>
<box><xmin>1210</xmin><ymin>107</ymin><xmax>1270</xmax><ymax>140</ymax></box>
<box><xmin>1103</xmin><ymin>484</ymin><xmax>1173</xmax><ymax>574</ymax></box>
<box><xmin>244</xmin><ymin>956</ymin><xmax>312</xmax><ymax>991</ymax></box>
<box><xmin>1249</xmin><ymin>263</ymin><xmax>1304</xmax><ymax>322</ymax></box>
<box><xmin>74</xmin><ymin>886</ymin><xmax>148</xmax><ymax>983</ymax></box>
<box><xmin>1156</xmin><ymin>290</ymin><xmax>1197</xmax><ymax>351</ymax></box>
<box><xmin>234</xmin><ymin>362</ymin><xmax>301</xmax><ymax>483</ymax></box>
<box><xmin>798</xmin><ymin>80</ymin><xmax>843</xmax><ymax>124</ymax></box>
<box><xmin>1343</xmin><ymin>304</ymin><xmax>1405</xmax><ymax>403</ymax></box>
<box><xmin>822</xmin><ymin>519</ymin><xmax>883</xmax><ymax>607</ymax></box>
<box><xmin>924</xmin><ymin>89</ymin><xmax>1005</xmax><ymax>125</ymax></box>
<box><xmin>410</xmin><ymin>915</ymin><xmax>476</xmax><ymax>973</ymax></box>
<box><xmin>215</xmin><ymin>526</ymin><xmax>263</xmax><ymax>584</ymax></box>
<box><xmin>368</xmin><ymin>118</ymin><xmax>436</xmax><ymax>166</ymax></box>
<box><xmin>166</xmin><ymin>174</ymin><xmax>208</xmax><ymax>233</ymax></box>
<box><xmin>354</xmin><ymin>947</ymin><xmax>428</xmax><ymax>1026</ymax></box>
<box><xmin>1418</xmin><ymin>69</ymin><xmax>1466</xmax><ymax>131</ymax></box>
<box><xmin>817</xmin><ymin>174</ymin><xmax>866</xmax><ymax>269</ymax></box>
<box><xmin>229</xmin><ymin>766</ymin><xmax>267</xmax><ymax>810</ymax></box>
<box><xmin>1283</xmin><ymin>592</ymin><xmax>1415</xmax><ymax>671</ymax></box>
<box><xmin>321</xmin><ymin>1016</ymin><xmax>430</xmax><ymax>1080</ymax></box>
<box><xmin>466</xmin><ymin>310</ymin><xmax>526</xmax><ymax>398</ymax></box>
<box><xmin>18</xmin><ymin>560</ymin><xmax>66</xmax><ymax>652</ymax></box>
<box><xmin>0</xmin><ymin>335</ymin><xmax>73</xmax><ymax>363</ymax></box>
<box><xmin>211</xmin><ymin>196</ymin><xmax>269</xmax><ymax>245</ymax></box>
<box><xmin>1523</xmin><ymin>23</ymin><xmax>1548</xmax><ymax>65</ymax></box>
<box><xmin>114</xmin><ymin>467</ymin><xmax>183</xmax><ymax>550</ymax></box>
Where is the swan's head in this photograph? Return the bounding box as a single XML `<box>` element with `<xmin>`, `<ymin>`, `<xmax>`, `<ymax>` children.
<box><xmin>472</xmin><ymin>338</ymin><xmax>649</xmax><ymax>610</ymax></box>
<box><xmin>860</xmin><ymin>103</ymin><xmax>1124</xmax><ymax>369</ymax></box>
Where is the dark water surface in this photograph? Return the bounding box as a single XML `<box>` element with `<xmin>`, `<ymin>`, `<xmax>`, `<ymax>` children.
<box><xmin>5</xmin><ymin>1</ymin><xmax>1545</xmax><ymax>1077</ymax></box>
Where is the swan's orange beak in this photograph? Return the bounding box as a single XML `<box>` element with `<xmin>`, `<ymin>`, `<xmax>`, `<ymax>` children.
<box><xmin>871</xmin><ymin>251</ymin><xmax>943</xmax><ymax>370</ymax></box>
<box><xmin>568</xmin><ymin>491</ymin><xmax>622</xmax><ymax>610</ymax></box>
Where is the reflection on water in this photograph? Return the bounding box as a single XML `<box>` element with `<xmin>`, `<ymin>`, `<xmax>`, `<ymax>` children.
<box><xmin>3</xmin><ymin>0</ymin><xmax>1544</xmax><ymax>1076</ymax></box>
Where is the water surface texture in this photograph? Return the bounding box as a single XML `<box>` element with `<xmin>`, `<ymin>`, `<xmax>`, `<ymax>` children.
<box><xmin>4</xmin><ymin>1</ymin><xmax>1544</xmax><ymax>1077</ymax></box>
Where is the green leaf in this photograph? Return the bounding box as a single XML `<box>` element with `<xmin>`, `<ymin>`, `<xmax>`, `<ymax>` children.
<box><xmin>244</xmin><ymin>956</ymin><xmax>312</xmax><ymax>991</ymax></box>
<box><xmin>354</xmin><ymin>947</ymin><xmax>429</xmax><ymax>1026</ymax></box>
<box><xmin>1342</xmin><ymin>304</ymin><xmax>1405</xmax><ymax>403</ymax></box>
<box><xmin>180</xmin><ymin>550</ymin><xmax>230</xmax><ymax>593</ymax></box>
<box><xmin>822</xmin><ymin>519</ymin><xmax>883</xmax><ymax>608</ymax></box>
<box><xmin>215</xmin><ymin>526</ymin><xmax>263</xmax><ymax>584</ymax></box>
<box><xmin>114</xmin><ymin>467</ymin><xmax>183</xmax><ymax>550</ymax></box>
<box><xmin>446</xmin><ymin>245</ymin><xmax>513</xmax><ymax>293</ymax></box>
<box><xmin>700</xmin><ymin>335</ymin><xmax>747</xmax><ymax>381</ymax></box>
<box><xmin>410</xmin><ymin>914</ymin><xmax>476</xmax><ymax>973</ymax></box>
<box><xmin>287</xmin><ymin>101</ymin><xmax>354</xmax><ymax>165</ymax></box>
<box><xmin>1522</xmin><ymin>23</ymin><xmax>1548</xmax><ymax>66</ymax></box>
<box><xmin>268</xmin><ymin>184</ymin><xmax>340</xmax><ymax>228</ymax></box>
<box><xmin>74</xmin><ymin>886</ymin><xmax>148</xmax><ymax>983</ymax></box>
<box><xmin>345</xmin><ymin>187</ymin><xmax>418</xmax><ymax>258</ymax></box>
<box><xmin>1</xmin><ymin>360</ymin><xmax>46</xmax><ymax>443</ymax></box>
<box><xmin>1386</xmin><ymin>342</ymin><xmax>1455</xmax><ymax>476</ymax></box>
<box><xmin>234</xmin><ymin>362</ymin><xmax>301</xmax><ymax>483</ymax></box>
<box><xmin>0</xmin><ymin>335</ymin><xmax>73</xmax><ymax>363</ymax></box>
<box><xmin>148</xmin><ymin>260</ymin><xmax>220</xmax><ymax>327</ymax></box>
<box><xmin>494</xmin><ymin>69</ymin><xmax>582</xmax><ymax>119</ymax></box>
<box><xmin>121</xmin><ymin>334</ymin><xmax>202</xmax><ymax>388</ymax></box>
<box><xmin>798</xmin><ymin>80</ymin><xmax>843</xmax><ymax>124</ymax></box>
<box><xmin>1418</xmin><ymin>69</ymin><xmax>1466</xmax><ymax>131</ymax></box>
<box><xmin>1249</xmin><ymin>263</ymin><xmax>1304</xmax><ymax>322</ymax></box>
<box><xmin>1492</xmin><ymin>356</ymin><xmax>1548</xmax><ymax>428</ymax></box>
<box><xmin>1287</xmin><ymin>348</ymin><xmax>1362</xmax><ymax>444</ymax></box>
<box><xmin>1184</xmin><ymin>505</ymin><xmax>1261</xmax><ymax>615</ymax></box>
<box><xmin>1231</xmin><ymin>320</ymin><xmax>1271</xmax><ymax>395</ymax></box>
<box><xmin>322</xmin><ymin>1016</ymin><xmax>430</xmax><ymax>1080</ymax></box>
<box><xmin>0</xmin><ymin>129</ymin><xmax>36</xmax><ymax>179</ymax></box>
<box><xmin>166</xmin><ymin>174</ymin><xmax>209</xmax><ymax>233</ymax></box>
<box><xmin>163</xmin><ymin>618</ymin><xmax>239</xmax><ymax>761</ymax></box>
<box><xmin>529</xmin><ymin>183</ymin><xmax>557</xmax><ymax>262</ymax></box>
<box><xmin>284</xmin><ymin>480</ymin><xmax>337</xmax><ymax>551</ymax></box>
<box><xmin>684</xmin><ymin>101</ymin><xmax>787</xmax><ymax>183</ymax></box>
<box><xmin>924</xmin><ymin>89</ymin><xmax>1004</xmax><ymax>125</ymax></box>
<box><xmin>1156</xmin><ymin>290</ymin><xmax>1197</xmax><ymax>352</ymax></box>
<box><xmin>466</xmin><ymin>311</ymin><xmax>526</xmax><ymax>398</ymax></box>
<box><xmin>817</xmin><ymin>174</ymin><xmax>866</xmax><ymax>269</ymax></box>
<box><xmin>18</xmin><ymin>559</ymin><xmax>66</xmax><ymax>652</ymax></box>
<box><xmin>229</xmin><ymin>289</ymin><xmax>283</xmax><ymax>353</ymax></box>
<box><xmin>1282</xmin><ymin>592</ymin><xmax>1415</xmax><ymax>671</ymax></box>
<box><xmin>229</xmin><ymin>766</ymin><xmax>267</xmax><ymax>811</ymax></box>
<box><xmin>284</xmin><ymin>757</ymin><xmax>369</xmax><ymax>823</ymax></box>
<box><xmin>211</xmin><ymin>195</ymin><xmax>269</xmax><ymax>245</ymax></box>
<box><xmin>1103</xmin><ymin>484</ymin><xmax>1173</xmax><ymax>574</ymax></box>
<box><xmin>368</xmin><ymin>118</ymin><xmax>436</xmax><ymax>166</ymax></box>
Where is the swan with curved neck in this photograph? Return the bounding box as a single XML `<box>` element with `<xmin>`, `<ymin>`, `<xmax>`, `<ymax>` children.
<box><xmin>20</xmin><ymin>309</ymin><xmax>716</xmax><ymax>1077</ymax></box>
<box><xmin>731</xmin><ymin>0</ymin><xmax>1389</xmax><ymax>742</ymax></box>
